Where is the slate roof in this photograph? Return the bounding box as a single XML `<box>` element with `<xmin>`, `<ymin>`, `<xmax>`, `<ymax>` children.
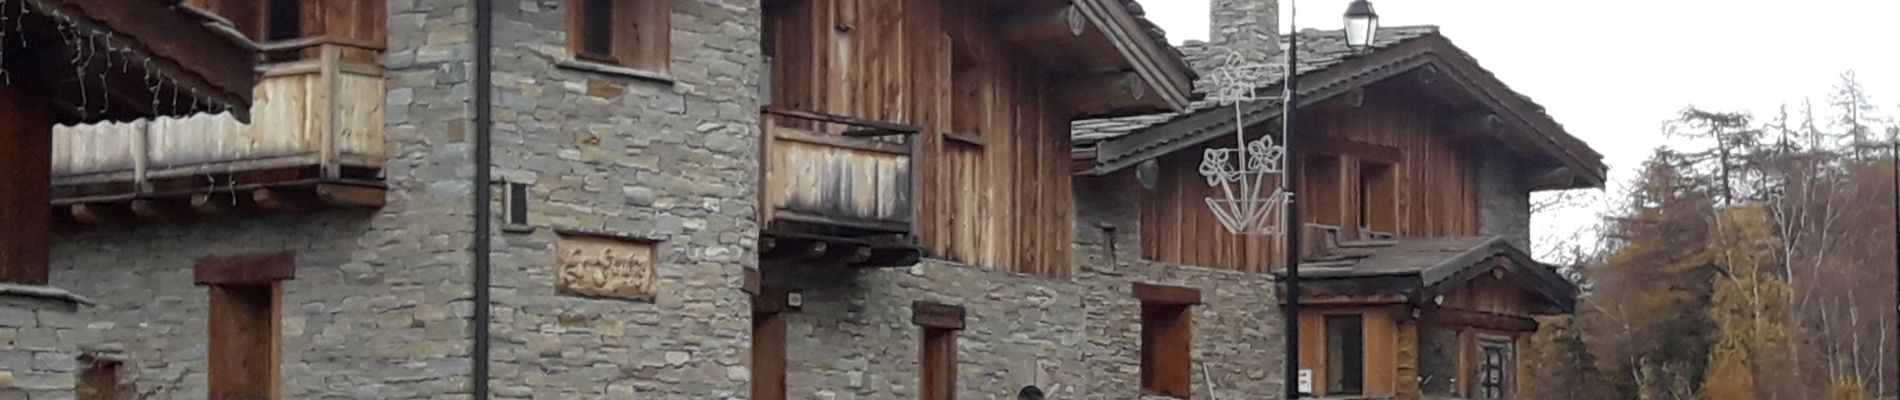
<box><xmin>1072</xmin><ymin>25</ymin><xmax>1605</xmax><ymax>189</ymax></box>
<box><xmin>1073</xmin><ymin>26</ymin><xmax>1441</xmax><ymax>150</ymax></box>
<box><xmin>1296</xmin><ymin>236</ymin><xmax>1579</xmax><ymax>312</ymax></box>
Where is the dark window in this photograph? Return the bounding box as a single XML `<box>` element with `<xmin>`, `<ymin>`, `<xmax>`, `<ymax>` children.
<box><xmin>1140</xmin><ymin>303</ymin><xmax>1193</xmax><ymax>398</ymax></box>
<box><xmin>569</xmin><ymin>0</ymin><xmax>672</xmax><ymax>71</ymax></box>
<box><xmin>578</xmin><ymin>0</ymin><xmax>616</xmax><ymax>61</ymax></box>
<box><xmin>1476</xmin><ymin>338</ymin><xmax>1515</xmax><ymax>399</ymax></box>
<box><xmin>78</xmin><ymin>354</ymin><xmax>122</xmax><ymax>400</ymax></box>
<box><xmin>1326</xmin><ymin>314</ymin><xmax>1365</xmax><ymax>394</ymax></box>
<box><xmin>266</xmin><ymin>0</ymin><xmax>302</xmax><ymax>41</ymax></box>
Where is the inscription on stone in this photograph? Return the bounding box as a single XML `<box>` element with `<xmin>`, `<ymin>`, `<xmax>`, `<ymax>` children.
<box><xmin>556</xmin><ymin>233</ymin><xmax>658</xmax><ymax>302</ymax></box>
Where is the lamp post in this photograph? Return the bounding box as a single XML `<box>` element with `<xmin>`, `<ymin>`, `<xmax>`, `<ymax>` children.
<box><xmin>1283</xmin><ymin>2</ymin><xmax>1378</xmax><ymax>400</ymax></box>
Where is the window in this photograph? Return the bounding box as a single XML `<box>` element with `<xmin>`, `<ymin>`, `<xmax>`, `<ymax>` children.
<box><xmin>78</xmin><ymin>354</ymin><xmax>123</xmax><ymax>400</ymax></box>
<box><xmin>1303</xmin><ymin>153</ymin><xmax>1345</xmax><ymax>227</ymax></box>
<box><xmin>265</xmin><ymin>0</ymin><xmax>303</xmax><ymax>41</ymax></box>
<box><xmin>1134</xmin><ymin>283</ymin><xmax>1200</xmax><ymax>399</ymax></box>
<box><xmin>569</xmin><ymin>0</ymin><xmax>673</xmax><ymax>72</ymax></box>
<box><xmin>195</xmin><ymin>252</ymin><xmax>295</xmax><ymax>400</ymax></box>
<box><xmin>1326</xmin><ymin>314</ymin><xmax>1365</xmax><ymax>394</ymax></box>
<box><xmin>1475</xmin><ymin>337</ymin><xmax>1515</xmax><ymax>400</ymax></box>
<box><xmin>912</xmin><ymin>302</ymin><xmax>965</xmax><ymax>400</ymax></box>
<box><xmin>1357</xmin><ymin>161</ymin><xmax>1396</xmax><ymax>237</ymax></box>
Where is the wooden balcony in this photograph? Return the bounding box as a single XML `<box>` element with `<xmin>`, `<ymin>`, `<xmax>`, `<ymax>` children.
<box><xmin>49</xmin><ymin>41</ymin><xmax>385</xmax><ymax>225</ymax></box>
<box><xmin>758</xmin><ymin>108</ymin><xmax>922</xmax><ymax>268</ymax></box>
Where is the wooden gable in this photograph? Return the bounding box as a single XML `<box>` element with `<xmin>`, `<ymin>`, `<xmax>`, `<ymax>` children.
<box><xmin>758</xmin><ymin>0</ymin><xmax>1192</xmax><ymax>276</ymax></box>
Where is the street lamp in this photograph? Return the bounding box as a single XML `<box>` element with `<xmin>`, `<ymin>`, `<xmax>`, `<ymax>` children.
<box><xmin>1343</xmin><ymin>0</ymin><xmax>1381</xmax><ymax>51</ymax></box>
<box><xmin>1284</xmin><ymin>2</ymin><xmax>1378</xmax><ymax>399</ymax></box>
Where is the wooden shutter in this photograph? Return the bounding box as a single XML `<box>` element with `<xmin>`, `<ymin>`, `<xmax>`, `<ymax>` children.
<box><xmin>752</xmin><ymin>288</ymin><xmax>789</xmax><ymax>400</ymax></box>
<box><xmin>208</xmin><ymin>283</ymin><xmax>283</xmax><ymax>400</ymax></box>
<box><xmin>921</xmin><ymin>327</ymin><xmax>957</xmax><ymax>400</ymax></box>
<box><xmin>1140</xmin><ymin>303</ymin><xmax>1193</xmax><ymax>398</ymax></box>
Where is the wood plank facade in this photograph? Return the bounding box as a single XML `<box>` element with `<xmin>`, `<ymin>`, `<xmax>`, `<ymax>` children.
<box><xmin>760</xmin><ymin>0</ymin><xmax>1183</xmax><ymax>276</ymax></box>
<box><xmin>1142</xmin><ymin>93</ymin><xmax>1482</xmax><ymax>272</ymax></box>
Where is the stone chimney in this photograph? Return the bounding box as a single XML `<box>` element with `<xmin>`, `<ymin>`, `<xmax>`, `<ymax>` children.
<box><xmin>1210</xmin><ymin>0</ymin><xmax>1281</xmax><ymax>65</ymax></box>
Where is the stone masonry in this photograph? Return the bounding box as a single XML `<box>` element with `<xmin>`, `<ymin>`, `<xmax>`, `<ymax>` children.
<box><xmin>482</xmin><ymin>0</ymin><xmax>760</xmax><ymax>397</ymax></box>
<box><xmin>765</xmin><ymin>172</ymin><xmax>1286</xmax><ymax>400</ymax></box>
<box><xmin>0</xmin><ymin>286</ymin><xmax>91</xmax><ymax>400</ymax></box>
<box><xmin>1210</xmin><ymin>0</ymin><xmax>1280</xmax><ymax>65</ymax></box>
<box><xmin>1476</xmin><ymin>146</ymin><xmax>1533</xmax><ymax>250</ymax></box>
<box><xmin>44</xmin><ymin>0</ymin><xmax>478</xmax><ymax>398</ymax></box>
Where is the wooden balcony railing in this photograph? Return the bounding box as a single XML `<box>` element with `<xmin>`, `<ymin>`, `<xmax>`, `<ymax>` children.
<box><xmin>758</xmin><ymin>108</ymin><xmax>922</xmax><ymax>267</ymax></box>
<box><xmin>49</xmin><ymin>41</ymin><xmax>385</xmax><ymax>223</ymax></box>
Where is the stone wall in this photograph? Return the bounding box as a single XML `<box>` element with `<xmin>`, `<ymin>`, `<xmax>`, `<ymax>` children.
<box><xmin>1476</xmin><ymin>147</ymin><xmax>1532</xmax><ymax>250</ymax></box>
<box><xmin>483</xmin><ymin>0</ymin><xmax>760</xmax><ymax>397</ymax></box>
<box><xmin>765</xmin><ymin>172</ymin><xmax>1285</xmax><ymax>399</ymax></box>
<box><xmin>0</xmin><ymin>287</ymin><xmax>90</xmax><ymax>400</ymax></box>
<box><xmin>1209</xmin><ymin>0</ymin><xmax>1281</xmax><ymax>65</ymax></box>
<box><xmin>43</xmin><ymin>0</ymin><xmax>478</xmax><ymax>398</ymax></box>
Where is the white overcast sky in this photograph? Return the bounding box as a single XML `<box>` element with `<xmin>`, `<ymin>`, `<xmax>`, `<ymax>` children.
<box><xmin>1146</xmin><ymin>0</ymin><xmax>1900</xmax><ymax>256</ymax></box>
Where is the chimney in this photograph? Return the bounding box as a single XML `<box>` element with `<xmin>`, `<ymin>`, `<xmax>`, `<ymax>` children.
<box><xmin>1210</xmin><ymin>0</ymin><xmax>1281</xmax><ymax>65</ymax></box>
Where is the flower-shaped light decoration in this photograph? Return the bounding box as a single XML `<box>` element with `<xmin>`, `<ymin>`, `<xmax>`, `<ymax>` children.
<box><xmin>1198</xmin><ymin>51</ymin><xmax>1289</xmax><ymax>235</ymax></box>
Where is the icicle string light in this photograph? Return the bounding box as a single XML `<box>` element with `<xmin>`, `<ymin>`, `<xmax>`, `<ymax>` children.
<box><xmin>0</xmin><ymin>0</ymin><xmax>237</xmax><ymax>117</ymax></box>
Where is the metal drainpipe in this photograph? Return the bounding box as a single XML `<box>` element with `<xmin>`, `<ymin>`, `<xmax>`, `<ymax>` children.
<box><xmin>471</xmin><ymin>0</ymin><xmax>494</xmax><ymax>397</ymax></box>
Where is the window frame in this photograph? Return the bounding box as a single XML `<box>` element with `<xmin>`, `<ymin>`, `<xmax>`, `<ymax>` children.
<box><xmin>568</xmin><ymin>0</ymin><xmax>673</xmax><ymax>73</ymax></box>
<box><xmin>1134</xmin><ymin>283</ymin><xmax>1201</xmax><ymax>399</ymax></box>
<box><xmin>1356</xmin><ymin>160</ymin><xmax>1397</xmax><ymax>236</ymax></box>
<box><xmin>195</xmin><ymin>252</ymin><xmax>295</xmax><ymax>400</ymax></box>
<box><xmin>1473</xmin><ymin>335</ymin><xmax>1516</xmax><ymax>400</ymax></box>
<box><xmin>1325</xmin><ymin>313</ymin><xmax>1366</xmax><ymax>395</ymax></box>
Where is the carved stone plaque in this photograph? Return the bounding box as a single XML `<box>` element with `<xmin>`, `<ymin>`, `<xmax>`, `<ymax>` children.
<box><xmin>556</xmin><ymin>233</ymin><xmax>658</xmax><ymax>302</ymax></box>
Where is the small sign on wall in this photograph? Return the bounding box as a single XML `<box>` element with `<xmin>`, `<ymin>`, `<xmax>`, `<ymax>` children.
<box><xmin>556</xmin><ymin>233</ymin><xmax>659</xmax><ymax>302</ymax></box>
<box><xmin>1298</xmin><ymin>368</ymin><xmax>1314</xmax><ymax>394</ymax></box>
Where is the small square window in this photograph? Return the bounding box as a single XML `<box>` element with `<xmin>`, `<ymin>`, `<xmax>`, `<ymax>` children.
<box><xmin>569</xmin><ymin>0</ymin><xmax>673</xmax><ymax>72</ymax></box>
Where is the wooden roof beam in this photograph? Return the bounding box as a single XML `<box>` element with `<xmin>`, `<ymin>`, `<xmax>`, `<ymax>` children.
<box><xmin>1439</xmin><ymin>112</ymin><xmax>1503</xmax><ymax>142</ymax></box>
<box><xmin>1054</xmin><ymin>71</ymin><xmax>1148</xmax><ymax>117</ymax></box>
<box><xmin>997</xmin><ymin>4</ymin><xmax>1090</xmax><ymax>46</ymax></box>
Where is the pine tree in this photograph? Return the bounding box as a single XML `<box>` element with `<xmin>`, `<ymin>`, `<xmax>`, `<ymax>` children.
<box><xmin>1831</xmin><ymin>70</ymin><xmax>1880</xmax><ymax>160</ymax></box>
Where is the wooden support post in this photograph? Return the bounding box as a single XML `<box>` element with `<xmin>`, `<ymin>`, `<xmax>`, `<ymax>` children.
<box><xmin>192</xmin><ymin>193</ymin><xmax>239</xmax><ymax>216</ymax></box>
<box><xmin>794</xmin><ymin>241</ymin><xmax>828</xmax><ymax>261</ymax></box>
<box><xmin>71</xmin><ymin>203</ymin><xmax>136</xmax><ymax>226</ymax></box>
<box><xmin>316</xmin><ymin>184</ymin><xmax>387</xmax><ymax>208</ymax></box>
<box><xmin>845</xmin><ymin>245</ymin><xmax>873</xmax><ymax>264</ymax></box>
<box><xmin>252</xmin><ymin>188</ymin><xmax>316</xmax><ymax>212</ymax></box>
<box><xmin>0</xmin><ymin>85</ymin><xmax>53</xmax><ymax>285</ymax></box>
<box><xmin>759</xmin><ymin>236</ymin><xmax>777</xmax><ymax>254</ymax></box>
<box><xmin>131</xmin><ymin>199</ymin><xmax>195</xmax><ymax>223</ymax></box>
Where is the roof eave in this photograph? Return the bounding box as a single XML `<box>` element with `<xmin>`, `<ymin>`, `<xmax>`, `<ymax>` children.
<box><xmin>1073</xmin><ymin>0</ymin><xmax>1195</xmax><ymax>112</ymax></box>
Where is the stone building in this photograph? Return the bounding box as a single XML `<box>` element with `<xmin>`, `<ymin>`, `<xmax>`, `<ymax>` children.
<box><xmin>0</xmin><ymin>0</ymin><xmax>1603</xmax><ymax>399</ymax></box>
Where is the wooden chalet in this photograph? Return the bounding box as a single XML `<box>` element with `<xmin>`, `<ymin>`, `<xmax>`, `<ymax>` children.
<box><xmin>755</xmin><ymin>0</ymin><xmax>1194</xmax><ymax>272</ymax></box>
<box><xmin>48</xmin><ymin>0</ymin><xmax>386</xmax><ymax>227</ymax></box>
<box><xmin>1</xmin><ymin>0</ymin><xmax>257</xmax><ymax>285</ymax></box>
<box><xmin>1073</xmin><ymin>26</ymin><xmax>1604</xmax><ymax>400</ymax></box>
